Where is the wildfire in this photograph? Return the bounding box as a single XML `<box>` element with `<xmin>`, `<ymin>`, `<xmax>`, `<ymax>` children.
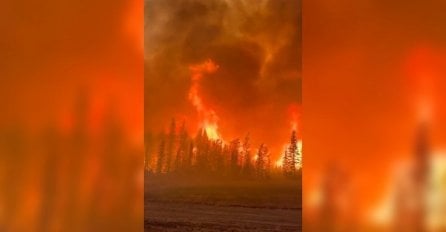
<box><xmin>275</xmin><ymin>140</ymin><xmax>302</xmax><ymax>168</ymax></box>
<box><xmin>288</xmin><ymin>103</ymin><xmax>299</xmax><ymax>131</ymax></box>
<box><xmin>275</xmin><ymin>104</ymin><xmax>302</xmax><ymax>168</ymax></box>
<box><xmin>370</xmin><ymin>152</ymin><xmax>446</xmax><ymax>230</ymax></box>
<box><xmin>275</xmin><ymin>158</ymin><xmax>283</xmax><ymax>168</ymax></box>
<box><xmin>188</xmin><ymin>59</ymin><xmax>221</xmax><ymax>140</ymax></box>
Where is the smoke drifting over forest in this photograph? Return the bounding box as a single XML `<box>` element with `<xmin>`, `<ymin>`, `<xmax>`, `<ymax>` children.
<box><xmin>145</xmin><ymin>0</ymin><xmax>301</xmax><ymax>157</ymax></box>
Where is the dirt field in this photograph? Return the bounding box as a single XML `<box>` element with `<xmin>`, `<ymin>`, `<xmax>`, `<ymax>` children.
<box><xmin>144</xmin><ymin>175</ymin><xmax>301</xmax><ymax>232</ymax></box>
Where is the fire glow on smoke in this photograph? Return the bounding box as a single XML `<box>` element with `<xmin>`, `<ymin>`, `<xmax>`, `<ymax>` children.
<box><xmin>188</xmin><ymin>59</ymin><xmax>221</xmax><ymax>141</ymax></box>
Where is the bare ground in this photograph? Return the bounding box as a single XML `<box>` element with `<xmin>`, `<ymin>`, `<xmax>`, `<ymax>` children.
<box><xmin>145</xmin><ymin>201</ymin><xmax>301</xmax><ymax>232</ymax></box>
<box><xmin>145</xmin><ymin>175</ymin><xmax>301</xmax><ymax>232</ymax></box>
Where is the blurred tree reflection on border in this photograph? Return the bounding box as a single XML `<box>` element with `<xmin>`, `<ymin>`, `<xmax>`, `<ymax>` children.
<box><xmin>0</xmin><ymin>0</ymin><xmax>143</xmax><ymax>230</ymax></box>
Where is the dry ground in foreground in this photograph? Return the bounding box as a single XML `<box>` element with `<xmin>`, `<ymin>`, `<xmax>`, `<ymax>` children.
<box><xmin>144</xmin><ymin>175</ymin><xmax>301</xmax><ymax>232</ymax></box>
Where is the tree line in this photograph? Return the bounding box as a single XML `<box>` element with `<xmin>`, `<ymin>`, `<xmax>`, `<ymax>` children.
<box><xmin>145</xmin><ymin>119</ymin><xmax>301</xmax><ymax>179</ymax></box>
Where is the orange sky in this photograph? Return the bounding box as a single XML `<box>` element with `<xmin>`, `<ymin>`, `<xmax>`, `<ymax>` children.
<box><xmin>303</xmin><ymin>0</ymin><xmax>446</xmax><ymax>221</ymax></box>
<box><xmin>0</xmin><ymin>0</ymin><xmax>143</xmax><ymax>231</ymax></box>
<box><xmin>0</xmin><ymin>0</ymin><xmax>143</xmax><ymax>140</ymax></box>
<box><xmin>145</xmin><ymin>0</ymin><xmax>301</xmax><ymax>158</ymax></box>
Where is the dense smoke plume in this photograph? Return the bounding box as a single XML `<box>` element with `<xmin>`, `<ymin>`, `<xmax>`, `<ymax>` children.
<box><xmin>145</xmin><ymin>0</ymin><xmax>301</xmax><ymax>157</ymax></box>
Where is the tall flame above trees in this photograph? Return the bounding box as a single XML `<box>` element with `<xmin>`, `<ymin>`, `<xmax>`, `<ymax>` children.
<box><xmin>188</xmin><ymin>60</ymin><xmax>221</xmax><ymax>140</ymax></box>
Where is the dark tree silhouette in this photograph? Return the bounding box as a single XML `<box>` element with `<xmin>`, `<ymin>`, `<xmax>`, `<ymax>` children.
<box><xmin>156</xmin><ymin>133</ymin><xmax>166</xmax><ymax>174</ymax></box>
<box><xmin>185</xmin><ymin>140</ymin><xmax>194</xmax><ymax>170</ymax></box>
<box><xmin>283</xmin><ymin>130</ymin><xmax>298</xmax><ymax>177</ymax></box>
<box><xmin>266</xmin><ymin>147</ymin><xmax>271</xmax><ymax>179</ymax></box>
<box><xmin>175</xmin><ymin>121</ymin><xmax>188</xmax><ymax>172</ymax></box>
<box><xmin>256</xmin><ymin>143</ymin><xmax>269</xmax><ymax>179</ymax></box>
<box><xmin>209</xmin><ymin>139</ymin><xmax>223</xmax><ymax>172</ymax></box>
<box><xmin>147</xmin><ymin>118</ymin><xmax>302</xmax><ymax>180</ymax></box>
<box><xmin>165</xmin><ymin>119</ymin><xmax>176</xmax><ymax>173</ymax></box>
<box><xmin>195</xmin><ymin>129</ymin><xmax>210</xmax><ymax>171</ymax></box>
<box><xmin>242</xmin><ymin>135</ymin><xmax>253</xmax><ymax>177</ymax></box>
<box><xmin>230</xmin><ymin>139</ymin><xmax>241</xmax><ymax>176</ymax></box>
<box><xmin>222</xmin><ymin>144</ymin><xmax>230</xmax><ymax>175</ymax></box>
<box><xmin>145</xmin><ymin>131</ymin><xmax>154</xmax><ymax>172</ymax></box>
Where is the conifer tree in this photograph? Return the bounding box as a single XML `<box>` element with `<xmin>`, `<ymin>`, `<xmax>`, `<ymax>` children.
<box><xmin>242</xmin><ymin>135</ymin><xmax>252</xmax><ymax>177</ymax></box>
<box><xmin>256</xmin><ymin>143</ymin><xmax>268</xmax><ymax>178</ymax></box>
<box><xmin>230</xmin><ymin>139</ymin><xmax>241</xmax><ymax>176</ymax></box>
<box><xmin>283</xmin><ymin>130</ymin><xmax>298</xmax><ymax>177</ymax></box>
<box><xmin>265</xmin><ymin>147</ymin><xmax>271</xmax><ymax>178</ymax></box>
<box><xmin>289</xmin><ymin>130</ymin><xmax>298</xmax><ymax>174</ymax></box>
<box><xmin>208</xmin><ymin>139</ymin><xmax>222</xmax><ymax>172</ymax></box>
<box><xmin>283</xmin><ymin>149</ymin><xmax>292</xmax><ymax>177</ymax></box>
<box><xmin>144</xmin><ymin>132</ymin><xmax>153</xmax><ymax>172</ymax></box>
<box><xmin>214</xmin><ymin>139</ymin><xmax>224</xmax><ymax>172</ymax></box>
<box><xmin>222</xmin><ymin>144</ymin><xmax>230</xmax><ymax>175</ymax></box>
<box><xmin>295</xmin><ymin>140</ymin><xmax>302</xmax><ymax>170</ymax></box>
<box><xmin>202</xmin><ymin>130</ymin><xmax>210</xmax><ymax>171</ymax></box>
<box><xmin>156</xmin><ymin>133</ymin><xmax>166</xmax><ymax>174</ymax></box>
<box><xmin>175</xmin><ymin>121</ymin><xmax>187</xmax><ymax>171</ymax></box>
<box><xmin>196</xmin><ymin>129</ymin><xmax>210</xmax><ymax>171</ymax></box>
<box><xmin>165</xmin><ymin>119</ymin><xmax>176</xmax><ymax>173</ymax></box>
<box><xmin>185</xmin><ymin>140</ymin><xmax>194</xmax><ymax>170</ymax></box>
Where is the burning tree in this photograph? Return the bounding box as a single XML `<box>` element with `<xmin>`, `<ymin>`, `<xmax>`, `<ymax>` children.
<box><xmin>283</xmin><ymin>130</ymin><xmax>298</xmax><ymax>177</ymax></box>
<box><xmin>209</xmin><ymin>139</ymin><xmax>224</xmax><ymax>173</ymax></box>
<box><xmin>242</xmin><ymin>135</ymin><xmax>253</xmax><ymax>177</ymax></box>
<box><xmin>230</xmin><ymin>139</ymin><xmax>241</xmax><ymax>176</ymax></box>
<box><xmin>148</xmin><ymin>59</ymin><xmax>303</xmax><ymax>180</ymax></box>
<box><xmin>175</xmin><ymin>121</ymin><xmax>188</xmax><ymax>172</ymax></box>
<box><xmin>195</xmin><ymin>129</ymin><xmax>210</xmax><ymax>171</ymax></box>
<box><xmin>150</xmin><ymin>115</ymin><xmax>302</xmax><ymax>181</ymax></box>
<box><xmin>144</xmin><ymin>131</ymin><xmax>154</xmax><ymax>172</ymax></box>
<box><xmin>156</xmin><ymin>133</ymin><xmax>166</xmax><ymax>174</ymax></box>
<box><xmin>185</xmin><ymin>140</ymin><xmax>194</xmax><ymax>171</ymax></box>
<box><xmin>165</xmin><ymin>119</ymin><xmax>176</xmax><ymax>173</ymax></box>
<box><xmin>256</xmin><ymin>144</ymin><xmax>269</xmax><ymax>179</ymax></box>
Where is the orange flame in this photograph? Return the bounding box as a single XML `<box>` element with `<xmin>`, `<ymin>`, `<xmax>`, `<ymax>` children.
<box><xmin>188</xmin><ymin>59</ymin><xmax>221</xmax><ymax>140</ymax></box>
<box><xmin>275</xmin><ymin>105</ymin><xmax>302</xmax><ymax>167</ymax></box>
<box><xmin>275</xmin><ymin>140</ymin><xmax>302</xmax><ymax>168</ymax></box>
<box><xmin>288</xmin><ymin>103</ymin><xmax>300</xmax><ymax>132</ymax></box>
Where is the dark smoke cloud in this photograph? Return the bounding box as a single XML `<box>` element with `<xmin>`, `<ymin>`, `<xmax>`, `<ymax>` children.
<box><xmin>145</xmin><ymin>0</ymin><xmax>301</xmax><ymax>156</ymax></box>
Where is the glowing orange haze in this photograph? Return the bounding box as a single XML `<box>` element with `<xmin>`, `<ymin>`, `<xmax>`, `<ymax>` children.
<box><xmin>186</xmin><ymin>59</ymin><xmax>301</xmax><ymax>167</ymax></box>
<box><xmin>188</xmin><ymin>59</ymin><xmax>302</xmax><ymax>167</ymax></box>
<box><xmin>0</xmin><ymin>0</ymin><xmax>143</xmax><ymax>231</ymax></box>
<box><xmin>304</xmin><ymin>0</ymin><xmax>446</xmax><ymax>227</ymax></box>
<box><xmin>145</xmin><ymin>0</ymin><xmax>300</xmax><ymax>163</ymax></box>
